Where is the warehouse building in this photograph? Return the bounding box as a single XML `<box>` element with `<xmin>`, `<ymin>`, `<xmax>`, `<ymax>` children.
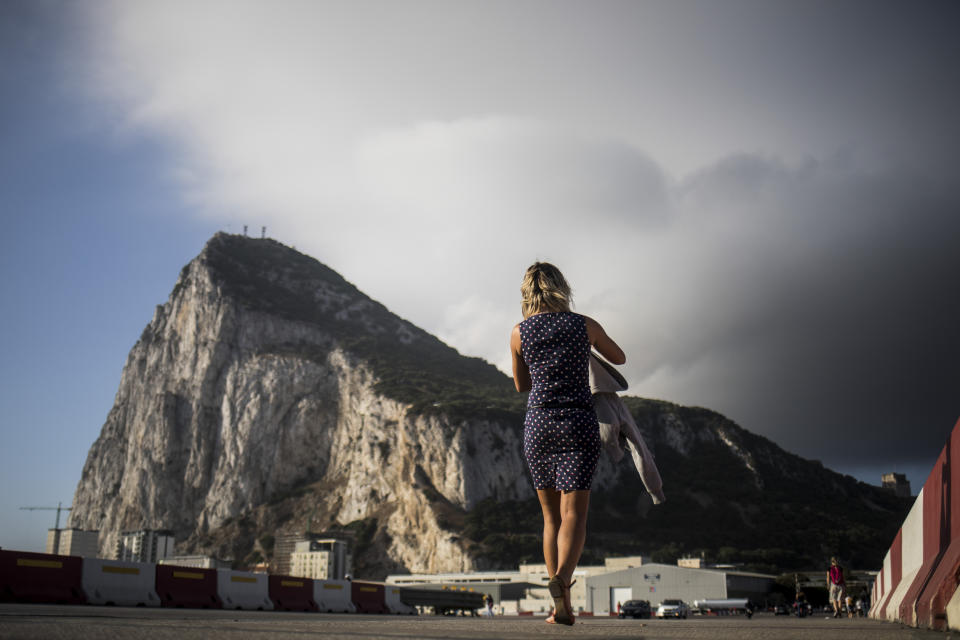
<box><xmin>586</xmin><ymin>563</ymin><xmax>775</xmax><ymax>615</ymax></box>
<box><xmin>388</xmin><ymin>558</ymin><xmax>774</xmax><ymax>615</ymax></box>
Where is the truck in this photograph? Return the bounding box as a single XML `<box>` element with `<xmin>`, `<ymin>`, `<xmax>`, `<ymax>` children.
<box><xmin>692</xmin><ymin>598</ymin><xmax>752</xmax><ymax>615</ymax></box>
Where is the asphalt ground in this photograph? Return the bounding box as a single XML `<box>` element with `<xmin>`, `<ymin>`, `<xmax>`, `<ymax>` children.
<box><xmin>0</xmin><ymin>605</ymin><xmax>953</xmax><ymax>640</ymax></box>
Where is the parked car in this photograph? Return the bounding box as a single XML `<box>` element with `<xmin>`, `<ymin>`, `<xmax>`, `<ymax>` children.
<box><xmin>656</xmin><ymin>599</ymin><xmax>690</xmax><ymax>619</ymax></box>
<box><xmin>773</xmin><ymin>604</ymin><xmax>790</xmax><ymax>615</ymax></box>
<box><xmin>619</xmin><ymin>600</ymin><xmax>652</xmax><ymax>619</ymax></box>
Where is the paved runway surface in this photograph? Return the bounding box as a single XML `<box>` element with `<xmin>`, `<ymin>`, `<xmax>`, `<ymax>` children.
<box><xmin>0</xmin><ymin>605</ymin><xmax>950</xmax><ymax>639</ymax></box>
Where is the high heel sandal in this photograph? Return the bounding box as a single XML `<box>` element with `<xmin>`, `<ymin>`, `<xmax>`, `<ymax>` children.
<box><xmin>547</xmin><ymin>576</ymin><xmax>576</xmax><ymax>625</ymax></box>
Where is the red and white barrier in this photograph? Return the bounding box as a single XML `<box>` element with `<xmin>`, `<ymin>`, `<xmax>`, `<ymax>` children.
<box><xmin>879</xmin><ymin>496</ymin><xmax>924</xmax><ymax>621</ymax></box>
<box><xmin>217</xmin><ymin>570</ymin><xmax>273</xmax><ymax>610</ymax></box>
<box><xmin>268</xmin><ymin>575</ymin><xmax>318</xmax><ymax>612</ymax></box>
<box><xmin>351</xmin><ymin>580</ymin><xmax>388</xmax><ymax>613</ymax></box>
<box><xmin>156</xmin><ymin>565</ymin><xmax>222</xmax><ymax>609</ymax></box>
<box><xmin>82</xmin><ymin>559</ymin><xmax>159</xmax><ymax>606</ymax></box>
<box><xmin>913</xmin><ymin>427</ymin><xmax>960</xmax><ymax>629</ymax></box>
<box><xmin>870</xmin><ymin>417</ymin><xmax>960</xmax><ymax>630</ymax></box>
<box><xmin>0</xmin><ymin>551</ymin><xmax>432</xmax><ymax>617</ymax></box>
<box><xmin>0</xmin><ymin>550</ymin><xmax>85</xmax><ymax>604</ymax></box>
<box><xmin>314</xmin><ymin>579</ymin><xmax>355</xmax><ymax>613</ymax></box>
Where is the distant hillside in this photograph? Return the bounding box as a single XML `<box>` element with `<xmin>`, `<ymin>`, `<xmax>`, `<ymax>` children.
<box><xmin>202</xmin><ymin>235</ymin><xmax>524</xmax><ymax>421</ymax></box>
<box><xmin>465</xmin><ymin>397</ymin><xmax>910</xmax><ymax>574</ymax></box>
<box><xmin>70</xmin><ymin>234</ymin><xmax>909</xmax><ymax>578</ymax></box>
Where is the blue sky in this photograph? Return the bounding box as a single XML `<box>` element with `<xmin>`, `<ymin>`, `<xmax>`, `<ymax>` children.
<box><xmin>1</xmin><ymin>3</ymin><xmax>220</xmax><ymax>549</ymax></box>
<box><xmin>2</xmin><ymin>1</ymin><xmax>958</xmax><ymax>553</ymax></box>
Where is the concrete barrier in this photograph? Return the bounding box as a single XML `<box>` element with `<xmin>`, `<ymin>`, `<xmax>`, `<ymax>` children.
<box><xmin>870</xmin><ymin>563</ymin><xmax>884</xmax><ymax>618</ymax></box>
<box><xmin>872</xmin><ymin>547</ymin><xmax>893</xmax><ymax>618</ymax></box>
<box><xmin>82</xmin><ymin>559</ymin><xmax>159</xmax><ymax>606</ymax></box>
<box><xmin>870</xmin><ymin>416</ymin><xmax>960</xmax><ymax>629</ymax></box>
<box><xmin>881</xmin><ymin>493</ymin><xmax>925</xmax><ymax>621</ymax></box>
<box><xmin>352</xmin><ymin>580</ymin><xmax>388</xmax><ymax>613</ymax></box>
<box><xmin>314</xmin><ymin>580</ymin><xmax>356</xmax><ymax>613</ymax></box>
<box><xmin>0</xmin><ymin>550</ymin><xmax>85</xmax><ymax>604</ymax></box>
<box><xmin>947</xmin><ymin>583</ymin><xmax>960</xmax><ymax>629</ymax></box>
<box><xmin>156</xmin><ymin>565</ymin><xmax>222</xmax><ymax>609</ymax></box>
<box><xmin>268</xmin><ymin>575</ymin><xmax>318</xmax><ymax>612</ymax></box>
<box><xmin>217</xmin><ymin>570</ymin><xmax>273</xmax><ymax>610</ymax></box>
<box><xmin>875</xmin><ymin>530</ymin><xmax>903</xmax><ymax>620</ymax></box>
<box><xmin>384</xmin><ymin>584</ymin><xmax>417</xmax><ymax>614</ymax></box>
<box><xmin>899</xmin><ymin>447</ymin><xmax>950</xmax><ymax>625</ymax></box>
<box><xmin>915</xmin><ymin>421</ymin><xmax>960</xmax><ymax>629</ymax></box>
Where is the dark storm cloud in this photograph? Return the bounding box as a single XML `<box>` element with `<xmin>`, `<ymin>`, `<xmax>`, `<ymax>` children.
<box><xmin>670</xmin><ymin>155</ymin><xmax>960</xmax><ymax>472</ymax></box>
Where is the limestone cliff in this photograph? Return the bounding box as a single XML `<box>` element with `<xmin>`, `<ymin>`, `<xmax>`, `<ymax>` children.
<box><xmin>69</xmin><ymin>234</ymin><xmax>529</xmax><ymax>572</ymax></box>
<box><xmin>70</xmin><ymin>234</ymin><xmax>910</xmax><ymax>576</ymax></box>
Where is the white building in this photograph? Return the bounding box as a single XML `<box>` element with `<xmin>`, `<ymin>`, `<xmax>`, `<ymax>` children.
<box><xmin>289</xmin><ymin>539</ymin><xmax>351</xmax><ymax>580</ymax></box>
<box><xmin>513</xmin><ymin>557</ymin><xmax>649</xmax><ymax>613</ymax></box>
<box><xmin>882</xmin><ymin>472</ymin><xmax>912</xmax><ymax>497</ymax></box>
<box><xmin>116</xmin><ymin>529</ymin><xmax>175</xmax><ymax>563</ymax></box>
<box><xmin>46</xmin><ymin>528</ymin><xmax>99</xmax><ymax>558</ymax></box>
<box><xmin>388</xmin><ymin>556</ymin><xmax>650</xmax><ymax>614</ymax></box>
<box><xmin>159</xmin><ymin>555</ymin><xmax>232</xmax><ymax>569</ymax></box>
<box><xmin>678</xmin><ymin>556</ymin><xmax>707</xmax><ymax>569</ymax></box>
<box><xmin>387</xmin><ymin>556</ymin><xmax>775</xmax><ymax>615</ymax></box>
<box><xmin>585</xmin><ymin>563</ymin><xmax>775</xmax><ymax>615</ymax></box>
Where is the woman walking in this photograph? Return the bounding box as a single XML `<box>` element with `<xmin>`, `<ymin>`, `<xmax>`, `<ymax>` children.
<box><xmin>510</xmin><ymin>262</ymin><xmax>625</xmax><ymax>625</ymax></box>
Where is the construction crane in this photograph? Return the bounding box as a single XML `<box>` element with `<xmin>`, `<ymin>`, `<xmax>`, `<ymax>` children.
<box><xmin>20</xmin><ymin>501</ymin><xmax>72</xmax><ymax>529</ymax></box>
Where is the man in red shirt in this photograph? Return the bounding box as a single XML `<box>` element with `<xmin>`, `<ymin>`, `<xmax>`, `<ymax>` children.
<box><xmin>827</xmin><ymin>557</ymin><xmax>846</xmax><ymax>618</ymax></box>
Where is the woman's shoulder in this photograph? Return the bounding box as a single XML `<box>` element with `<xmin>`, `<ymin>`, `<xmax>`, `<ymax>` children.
<box><xmin>578</xmin><ymin>313</ymin><xmax>598</xmax><ymax>327</ymax></box>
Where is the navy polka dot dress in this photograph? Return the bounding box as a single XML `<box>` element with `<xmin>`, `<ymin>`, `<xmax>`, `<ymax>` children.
<box><xmin>519</xmin><ymin>312</ymin><xmax>600</xmax><ymax>491</ymax></box>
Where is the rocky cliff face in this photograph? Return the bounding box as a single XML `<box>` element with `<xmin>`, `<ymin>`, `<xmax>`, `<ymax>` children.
<box><xmin>69</xmin><ymin>234</ymin><xmax>529</xmax><ymax>572</ymax></box>
<box><xmin>70</xmin><ymin>234</ymin><xmax>910</xmax><ymax>576</ymax></box>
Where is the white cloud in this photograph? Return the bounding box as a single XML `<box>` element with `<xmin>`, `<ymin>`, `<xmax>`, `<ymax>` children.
<box><xmin>355</xmin><ymin>117</ymin><xmax>671</xmax><ymax>226</ymax></box>
<box><xmin>75</xmin><ymin>1</ymin><xmax>960</xmax><ymax>472</ymax></box>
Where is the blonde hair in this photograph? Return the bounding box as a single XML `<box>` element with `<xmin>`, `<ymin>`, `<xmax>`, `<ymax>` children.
<box><xmin>521</xmin><ymin>262</ymin><xmax>572</xmax><ymax>319</ymax></box>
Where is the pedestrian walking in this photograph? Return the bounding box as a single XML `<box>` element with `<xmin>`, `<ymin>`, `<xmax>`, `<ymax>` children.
<box><xmin>827</xmin><ymin>557</ymin><xmax>846</xmax><ymax>618</ymax></box>
<box><xmin>510</xmin><ymin>262</ymin><xmax>625</xmax><ymax>626</ymax></box>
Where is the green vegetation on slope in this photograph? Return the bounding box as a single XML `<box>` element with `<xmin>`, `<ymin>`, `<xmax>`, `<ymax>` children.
<box><xmin>464</xmin><ymin>399</ymin><xmax>911</xmax><ymax>573</ymax></box>
<box><xmin>201</xmin><ymin>234</ymin><xmax>525</xmax><ymax>422</ymax></box>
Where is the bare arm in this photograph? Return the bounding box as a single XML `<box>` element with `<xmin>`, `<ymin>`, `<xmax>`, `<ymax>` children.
<box><xmin>510</xmin><ymin>324</ymin><xmax>531</xmax><ymax>392</ymax></box>
<box><xmin>584</xmin><ymin>316</ymin><xmax>626</xmax><ymax>365</ymax></box>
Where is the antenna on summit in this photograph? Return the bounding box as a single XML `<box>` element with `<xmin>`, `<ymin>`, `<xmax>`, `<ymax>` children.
<box><xmin>261</xmin><ymin>226</ymin><xmax>266</xmax><ymax>239</ymax></box>
<box><xmin>243</xmin><ymin>225</ymin><xmax>248</xmax><ymax>236</ymax></box>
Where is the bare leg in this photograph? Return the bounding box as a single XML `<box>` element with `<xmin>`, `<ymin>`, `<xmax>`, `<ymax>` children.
<box><xmin>536</xmin><ymin>489</ymin><xmax>562</xmax><ymax>623</ymax></box>
<box><xmin>540</xmin><ymin>489</ymin><xmax>589</xmax><ymax>625</ymax></box>
<box><xmin>536</xmin><ymin>489</ymin><xmax>562</xmax><ymax>578</ymax></box>
<box><xmin>555</xmin><ymin>490</ymin><xmax>591</xmax><ymax>585</ymax></box>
